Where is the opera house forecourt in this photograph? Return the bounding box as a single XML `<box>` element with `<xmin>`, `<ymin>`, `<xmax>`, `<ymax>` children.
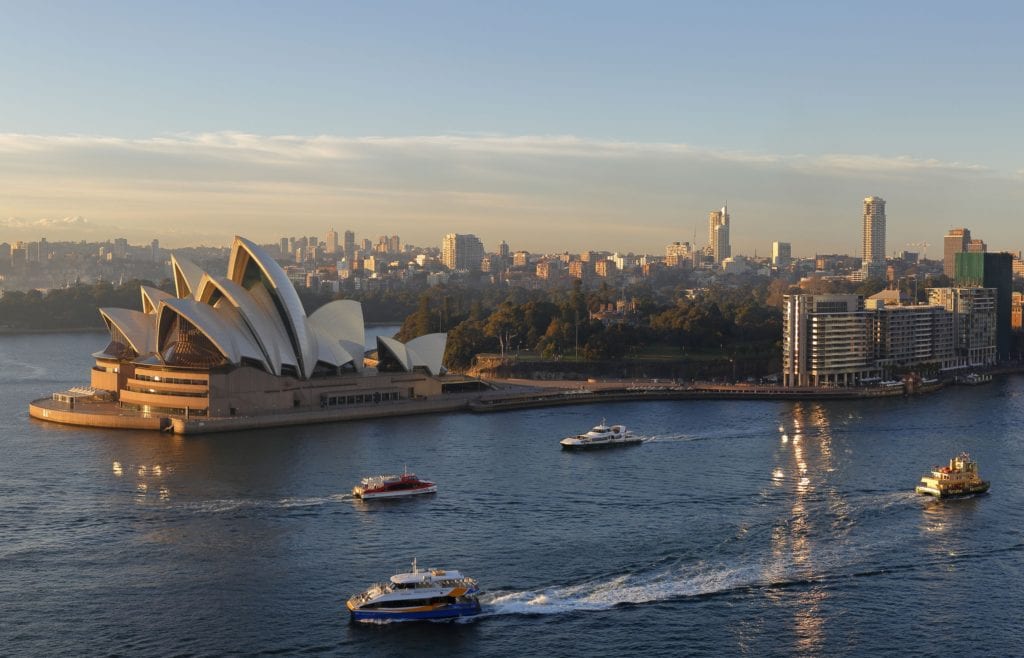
<box><xmin>29</xmin><ymin>237</ymin><xmax>466</xmax><ymax>435</ymax></box>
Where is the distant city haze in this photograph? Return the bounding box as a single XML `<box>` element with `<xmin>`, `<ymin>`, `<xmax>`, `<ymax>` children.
<box><xmin>2</xmin><ymin>3</ymin><xmax>1023</xmax><ymax>256</ymax></box>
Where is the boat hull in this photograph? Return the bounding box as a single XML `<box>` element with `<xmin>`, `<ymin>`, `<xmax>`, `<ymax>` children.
<box><xmin>915</xmin><ymin>482</ymin><xmax>990</xmax><ymax>497</ymax></box>
<box><xmin>560</xmin><ymin>438</ymin><xmax>642</xmax><ymax>450</ymax></box>
<box><xmin>353</xmin><ymin>485</ymin><xmax>437</xmax><ymax>500</ymax></box>
<box><xmin>349</xmin><ymin>600</ymin><xmax>481</xmax><ymax>622</ymax></box>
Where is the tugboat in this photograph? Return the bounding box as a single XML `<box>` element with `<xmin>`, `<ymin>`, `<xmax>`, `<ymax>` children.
<box><xmin>346</xmin><ymin>559</ymin><xmax>482</xmax><ymax>622</ymax></box>
<box><xmin>915</xmin><ymin>452</ymin><xmax>990</xmax><ymax>498</ymax></box>
<box><xmin>560</xmin><ymin>420</ymin><xmax>641</xmax><ymax>450</ymax></box>
<box><xmin>352</xmin><ymin>467</ymin><xmax>437</xmax><ymax>500</ymax></box>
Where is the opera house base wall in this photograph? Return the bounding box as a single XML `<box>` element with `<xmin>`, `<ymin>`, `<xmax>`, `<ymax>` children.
<box><xmin>170</xmin><ymin>394</ymin><xmax>471</xmax><ymax>435</ymax></box>
<box><xmin>29</xmin><ymin>398</ymin><xmax>168</xmax><ymax>431</ymax></box>
<box><xmin>30</xmin><ymin>390</ymin><xmax>471</xmax><ymax>435</ymax></box>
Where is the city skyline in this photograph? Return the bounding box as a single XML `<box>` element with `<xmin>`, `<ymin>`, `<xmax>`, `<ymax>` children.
<box><xmin>3</xmin><ymin>3</ymin><xmax>1024</xmax><ymax>255</ymax></box>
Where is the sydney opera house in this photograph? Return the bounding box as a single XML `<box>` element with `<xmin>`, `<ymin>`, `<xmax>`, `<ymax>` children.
<box><xmin>31</xmin><ymin>236</ymin><xmax>454</xmax><ymax>432</ymax></box>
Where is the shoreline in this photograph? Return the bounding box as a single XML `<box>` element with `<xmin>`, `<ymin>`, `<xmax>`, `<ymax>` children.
<box><xmin>29</xmin><ymin>377</ymin><xmax>970</xmax><ymax>435</ymax></box>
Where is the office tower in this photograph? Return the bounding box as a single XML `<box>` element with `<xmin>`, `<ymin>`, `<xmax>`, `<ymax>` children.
<box><xmin>151</xmin><ymin>239</ymin><xmax>160</xmax><ymax>261</ymax></box>
<box><xmin>943</xmin><ymin>228</ymin><xmax>971</xmax><ymax>277</ymax></box>
<box><xmin>955</xmin><ymin>251</ymin><xmax>1013</xmax><ymax>360</ymax></box>
<box><xmin>441</xmin><ymin>233</ymin><xmax>485</xmax><ymax>271</ymax></box>
<box><xmin>708</xmin><ymin>205</ymin><xmax>730</xmax><ymax>263</ymax></box>
<box><xmin>343</xmin><ymin>230</ymin><xmax>355</xmax><ymax>261</ymax></box>
<box><xmin>361</xmin><ymin>238</ymin><xmax>372</xmax><ymax>254</ymax></box>
<box><xmin>113</xmin><ymin>238</ymin><xmax>129</xmax><ymax>259</ymax></box>
<box><xmin>325</xmin><ymin>228</ymin><xmax>338</xmax><ymax>255</ymax></box>
<box><xmin>498</xmin><ymin>241</ymin><xmax>510</xmax><ymax>259</ymax></box>
<box><xmin>279</xmin><ymin>237</ymin><xmax>289</xmax><ymax>257</ymax></box>
<box><xmin>967</xmin><ymin>239</ymin><xmax>987</xmax><ymax>253</ymax></box>
<box><xmin>388</xmin><ymin>235</ymin><xmax>400</xmax><ymax>254</ymax></box>
<box><xmin>772</xmin><ymin>241</ymin><xmax>792</xmax><ymax>267</ymax></box>
<box><xmin>862</xmin><ymin>196</ymin><xmax>886</xmax><ymax>277</ymax></box>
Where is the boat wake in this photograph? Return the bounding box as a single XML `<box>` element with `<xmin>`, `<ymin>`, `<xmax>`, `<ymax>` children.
<box><xmin>482</xmin><ymin>560</ymin><xmax>766</xmax><ymax>616</ymax></box>
<box><xmin>175</xmin><ymin>493</ymin><xmax>354</xmax><ymax>513</ymax></box>
<box><xmin>641</xmin><ymin>433</ymin><xmax>696</xmax><ymax>443</ymax></box>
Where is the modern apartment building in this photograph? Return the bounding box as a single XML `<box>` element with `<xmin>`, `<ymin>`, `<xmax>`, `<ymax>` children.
<box><xmin>928</xmin><ymin>287</ymin><xmax>998</xmax><ymax>367</ymax></box>
<box><xmin>868</xmin><ymin>300</ymin><xmax>957</xmax><ymax>373</ymax></box>
<box><xmin>708</xmin><ymin>205</ymin><xmax>730</xmax><ymax>264</ymax></box>
<box><xmin>955</xmin><ymin>251</ymin><xmax>1012</xmax><ymax>360</ymax></box>
<box><xmin>441</xmin><ymin>233</ymin><xmax>484</xmax><ymax>271</ymax></box>
<box><xmin>783</xmin><ymin>289</ymin><xmax>992</xmax><ymax>387</ymax></box>
<box><xmin>783</xmin><ymin>294</ymin><xmax>878</xmax><ymax>386</ymax></box>
<box><xmin>665</xmin><ymin>241</ymin><xmax>692</xmax><ymax>267</ymax></box>
<box><xmin>861</xmin><ymin>196</ymin><xmax>886</xmax><ymax>278</ymax></box>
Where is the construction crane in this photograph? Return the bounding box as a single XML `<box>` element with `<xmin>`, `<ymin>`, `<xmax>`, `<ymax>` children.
<box><xmin>905</xmin><ymin>242</ymin><xmax>931</xmax><ymax>261</ymax></box>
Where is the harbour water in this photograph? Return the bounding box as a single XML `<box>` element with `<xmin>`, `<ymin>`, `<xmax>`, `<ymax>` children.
<box><xmin>2</xmin><ymin>332</ymin><xmax>1023</xmax><ymax>656</ymax></box>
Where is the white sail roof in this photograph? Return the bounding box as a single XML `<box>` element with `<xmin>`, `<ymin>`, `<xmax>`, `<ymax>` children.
<box><xmin>99</xmin><ymin>308</ymin><xmax>155</xmax><ymax>356</ymax></box>
<box><xmin>170</xmin><ymin>255</ymin><xmax>205</xmax><ymax>300</ymax></box>
<box><xmin>95</xmin><ymin>235</ymin><xmax>448</xmax><ymax>379</ymax></box>
<box><xmin>156</xmin><ymin>297</ymin><xmax>267</xmax><ymax>369</ymax></box>
<box><xmin>196</xmin><ymin>274</ymin><xmax>297</xmax><ymax>376</ymax></box>
<box><xmin>140</xmin><ymin>286</ymin><xmax>173</xmax><ymax>315</ymax></box>
<box><xmin>227</xmin><ymin>236</ymin><xmax>315</xmax><ymax>378</ymax></box>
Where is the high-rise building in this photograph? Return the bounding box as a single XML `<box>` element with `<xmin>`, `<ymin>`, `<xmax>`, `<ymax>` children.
<box><xmin>498</xmin><ymin>241</ymin><xmax>510</xmax><ymax>259</ymax></box>
<box><xmin>665</xmin><ymin>241</ymin><xmax>692</xmax><ymax>267</ymax></box>
<box><xmin>151</xmin><ymin>239</ymin><xmax>160</xmax><ymax>262</ymax></box>
<box><xmin>708</xmin><ymin>205</ymin><xmax>730</xmax><ymax>263</ymax></box>
<box><xmin>441</xmin><ymin>233</ymin><xmax>484</xmax><ymax>271</ymax></box>
<box><xmin>388</xmin><ymin>235</ymin><xmax>401</xmax><ymax>254</ymax></box>
<box><xmin>325</xmin><ymin>228</ymin><xmax>339</xmax><ymax>255</ymax></box>
<box><xmin>862</xmin><ymin>196</ymin><xmax>886</xmax><ymax>277</ymax></box>
<box><xmin>782</xmin><ymin>294</ymin><xmax>877</xmax><ymax>386</ymax></box>
<box><xmin>943</xmin><ymin>228</ymin><xmax>971</xmax><ymax>277</ymax></box>
<box><xmin>967</xmin><ymin>239</ymin><xmax>987</xmax><ymax>253</ymax></box>
<box><xmin>955</xmin><ymin>251</ymin><xmax>1013</xmax><ymax>360</ymax></box>
<box><xmin>343</xmin><ymin>230</ymin><xmax>355</xmax><ymax>262</ymax></box>
<box><xmin>772</xmin><ymin>241</ymin><xmax>792</xmax><ymax>267</ymax></box>
<box><xmin>928</xmin><ymin>286</ymin><xmax>998</xmax><ymax>367</ymax></box>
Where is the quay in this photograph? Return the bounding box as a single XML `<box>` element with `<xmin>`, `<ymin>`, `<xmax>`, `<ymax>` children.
<box><xmin>29</xmin><ymin>378</ymin><xmax>945</xmax><ymax>435</ymax></box>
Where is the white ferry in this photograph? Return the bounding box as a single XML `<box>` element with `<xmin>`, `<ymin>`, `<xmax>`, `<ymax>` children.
<box><xmin>352</xmin><ymin>467</ymin><xmax>437</xmax><ymax>500</ymax></box>
<box><xmin>560</xmin><ymin>420</ymin><xmax>641</xmax><ymax>450</ymax></box>
<box><xmin>346</xmin><ymin>559</ymin><xmax>482</xmax><ymax>622</ymax></box>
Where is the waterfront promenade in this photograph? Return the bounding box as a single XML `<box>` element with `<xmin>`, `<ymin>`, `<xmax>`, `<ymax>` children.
<box><xmin>29</xmin><ymin>376</ymin><xmax>943</xmax><ymax>435</ymax></box>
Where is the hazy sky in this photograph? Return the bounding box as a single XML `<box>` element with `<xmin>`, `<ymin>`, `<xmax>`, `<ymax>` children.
<box><xmin>2</xmin><ymin>1</ymin><xmax>1023</xmax><ymax>257</ymax></box>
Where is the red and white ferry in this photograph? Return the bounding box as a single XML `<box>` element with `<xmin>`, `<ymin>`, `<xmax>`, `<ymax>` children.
<box><xmin>352</xmin><ymin>467</ymin><xmax>437</xmax><ymax>500</ymax></box>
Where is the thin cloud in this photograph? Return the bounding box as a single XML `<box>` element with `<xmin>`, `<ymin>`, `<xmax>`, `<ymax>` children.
<box><xmin>0</xmin><ymin>131</ymin><xmax>993</xmax><ymax>175</ymax></box>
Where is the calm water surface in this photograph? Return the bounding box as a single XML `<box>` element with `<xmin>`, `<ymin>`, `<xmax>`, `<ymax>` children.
<box><xmin>1</xmin><ymin>333</ymin><xmax>1023</xmax><ymax>656</ymax></box>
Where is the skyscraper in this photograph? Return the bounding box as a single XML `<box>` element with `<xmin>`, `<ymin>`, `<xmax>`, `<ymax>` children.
<box><xmin>943</xmin><ymin>228</ymin><xmax>971</xmax><ymax>277</ymax></box>
<box><xmin>325</xmin><ymin>228</ymin><xmax>339</xmax><ymax>254</ymax></box>
<box><xmin>343</xmin><ymin>230</ymin><xmax>355</xmax><ymax>262</ymax></box>
<box><xmin>955</xmin><ymin>251</ymin><xmax>1013</xmax><ymax>361</ymax></box>
<box><xmin>441</xmin><ymin>233</ymin><xmax>485</xmax><ymax>271</ymax></box>
<box><xmin>708</xmin><ymin>205</ymin><xmax>730</xmax><ymax>264</ymax></box>
<box><xmin>772</xmin><ymin>241</ymin><xmax>792</xmax><ymax>267</ymax></box>
<box><xmin>862</xmin><ymin>196</ymin><xmax>886</xmax><ymax>277</ymax></box>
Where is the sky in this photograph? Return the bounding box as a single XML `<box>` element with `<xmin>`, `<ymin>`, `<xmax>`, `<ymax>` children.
<box><xmin>2</xmin><ymin>1</ymin><xmax>1023</xmax><ymax>257</ymax></box>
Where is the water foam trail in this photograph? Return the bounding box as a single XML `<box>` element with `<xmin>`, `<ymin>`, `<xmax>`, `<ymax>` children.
<box><xmin>174</xmin><ymin>493</ymin><xmax>354</xmax><ymax>513</ymax></box>
<box><xmin>482</xmin><ymin>560</ymin><xmax>766</xmax><ymax>616</ymax></box>
<box><xmin>642</xmin><ymin>433</ymin><xmax>695</xmax><ymax>443</ymax></box>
